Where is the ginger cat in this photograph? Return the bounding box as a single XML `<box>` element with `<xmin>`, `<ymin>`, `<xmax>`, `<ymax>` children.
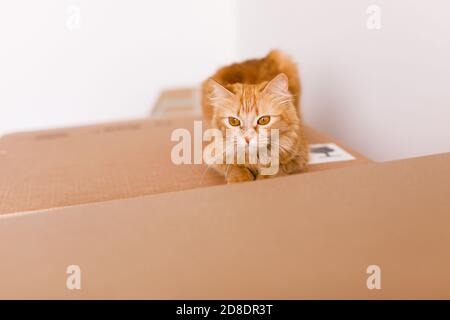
<box><xmin>202</xmin><ymin>50</ymin><xmax>308</xmax><ymax>183</ymax></box>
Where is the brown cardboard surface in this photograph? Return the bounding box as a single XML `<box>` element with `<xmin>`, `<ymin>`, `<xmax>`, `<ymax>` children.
<box><xmin>0</xmin><ymin>117</ymin><xmax>370</xmax><ymax>215</ymax></box>
<box><xmin>0</xmin><ymin>153</ymin><xmax>448</xmax><ymax>299</ymax></box>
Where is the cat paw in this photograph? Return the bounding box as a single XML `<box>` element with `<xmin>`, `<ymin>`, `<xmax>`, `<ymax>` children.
<box><xmin>281</xmin><ymin>156</ymin><xmax>307</xmax><ymax>174</ymax></box>
<box><xmin>226</xmin><ymin>168</ymin><xmax>255</xmax><ymax>184</ymax></box>
<box><xmin>255</xmin><ymin>174</ymin><xmax>272</xmax><ymax>180</ymax></box>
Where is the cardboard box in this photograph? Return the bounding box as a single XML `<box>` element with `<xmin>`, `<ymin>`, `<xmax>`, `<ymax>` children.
<box><xmin>1</xmin><ymin>89</ymin><xmax>448</xmax><ymax>299</ymax></box>
<box><xmin>0</xmin><ymin>151</ymin><xmax>449</xmax><ymax>299</ymax></box>
<box><xmin>0</xmin><ymin>117</ymin><xmax>370</xmax><ymax>215</ymax></box>
<box><xmin>152</xmin><ymin>88</ymin><xmax>202</xmax><ymax>117</ymax></box>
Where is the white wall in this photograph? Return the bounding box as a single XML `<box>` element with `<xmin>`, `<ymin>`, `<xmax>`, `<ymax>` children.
<box><xmin>236</xmin><ymin>0</ymin><xmax>450</xmax><ymax>161</ymax></box>
<box><xmin>0</xmin><ymin>0</ymin><xmax>237</xmax><ymax>134</ymax></box>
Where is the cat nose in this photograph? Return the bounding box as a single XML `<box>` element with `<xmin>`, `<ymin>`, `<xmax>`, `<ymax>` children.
<box><xmin>243</xmin><ymin>133</ymin><xmax>253</xmax><ymax>144</ymax></box>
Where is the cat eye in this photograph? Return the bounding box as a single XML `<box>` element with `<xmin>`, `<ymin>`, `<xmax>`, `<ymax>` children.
<box><xmin>257</xmin><ymin>116</ymin><xmax>270</xmax><ymax>126</ymax></box>
<box><xmin>228</xmin><ymin>117</ymin><xmax>241</xmax><ymax>127</ymax></box>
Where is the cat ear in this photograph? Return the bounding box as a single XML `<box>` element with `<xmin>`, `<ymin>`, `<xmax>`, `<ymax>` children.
<box><xmin>263</xmin><ymin>73</ymin><xmax>289</xmax><ymax>95</ymax></box>
<box><xmin>207</xmin><ymin>78</ymin><xmax>234</xmax><ymax>101</ymax></box>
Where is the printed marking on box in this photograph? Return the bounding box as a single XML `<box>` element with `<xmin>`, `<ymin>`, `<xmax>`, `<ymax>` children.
<box><xmin>308</xmin><ymin>143</ymin><xmax>355</xmax><ymax>164</ymax></box>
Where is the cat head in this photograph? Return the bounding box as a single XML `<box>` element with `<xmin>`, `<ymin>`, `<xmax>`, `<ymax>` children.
<box><xmin>207</xmin><ymin>73</ymin><xmax>300</xmax><ymax>159</ymax></box>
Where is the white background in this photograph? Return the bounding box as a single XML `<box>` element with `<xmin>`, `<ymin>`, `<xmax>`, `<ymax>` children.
<box><xmin>0</xmin><ymin>0</ymin><xmax>238</xmax><ymax>133</ymax></box>
<box><xmin>1</xmin><ymin>0</ymin><xmax>449</xmax><ymax>161</ymax></box>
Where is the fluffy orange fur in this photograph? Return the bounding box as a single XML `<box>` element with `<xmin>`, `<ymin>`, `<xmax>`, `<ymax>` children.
<box><xmin>202</xmin><ymin>50</ymin><xmax>308</xmax><ymax>183</ymax></box>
